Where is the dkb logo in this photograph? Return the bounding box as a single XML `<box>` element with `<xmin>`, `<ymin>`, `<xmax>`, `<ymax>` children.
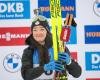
<box><xmin>0</xmin><ymin>0</ymin><xmax>30</xmax><ymax>19</ymax></box>
<box><xmin>85</xmin><ymin>52</ymin><xmax>100</xmax><ymax>71</ymax></box>
<box><xmin>92</xmin><ymin>54</ymin><xmax>100</xmax><ymax>64</ymax></box>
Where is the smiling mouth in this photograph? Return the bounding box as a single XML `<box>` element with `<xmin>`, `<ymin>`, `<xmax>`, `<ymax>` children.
<box><xmin>35</xmin><ymin>34</ymin><xmax>44</xmax><ymax>37</ymax></box>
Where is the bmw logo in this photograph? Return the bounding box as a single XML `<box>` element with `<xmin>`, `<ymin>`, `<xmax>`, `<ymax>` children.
<box><xmin>3</xmin><ymin>53</ymin><xmax>22</xmax><ymax>73</ymax></box>
<box><xmin>93</xmin><ymin>0</ymin><xmax>100</xmax><ymax>17</ymax></box>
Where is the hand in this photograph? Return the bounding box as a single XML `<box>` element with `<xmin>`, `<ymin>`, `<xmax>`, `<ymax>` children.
<box><xmin>44</xmin><ymin>60</ymin><xmax>64</xmax><ymax>72</ymax></box>
<box><xmin>58</xmin><ymin>52</ymin><xmax>71</xmax><ymax>65</ymax></box>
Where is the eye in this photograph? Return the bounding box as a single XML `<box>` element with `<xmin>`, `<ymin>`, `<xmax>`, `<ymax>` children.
<box><xmin>41</xmin><ymin>28</ymin><xmax>45</xmax><ymax>31</ymax></box>
<box><xmin>33</xmin><ymin>29</ymin><xmax>37</xmax><ymax>31</ymax></box>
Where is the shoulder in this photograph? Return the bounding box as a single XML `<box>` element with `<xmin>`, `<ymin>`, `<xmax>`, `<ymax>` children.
<box><xmin>23</xmin><ymin>47</ymin><xmax>31</xmax><ymax>52</ymax></box>
<box><xmin>22</xmin><ymin>47</ymin><xmax>33</xmax><ymax>57</ymax></box>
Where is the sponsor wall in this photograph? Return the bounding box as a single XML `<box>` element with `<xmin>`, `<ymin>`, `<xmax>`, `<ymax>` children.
<box><xmin>0</xmin><ymin>0</ymin><xmax>100</xmax><ymax>80</ymax></box>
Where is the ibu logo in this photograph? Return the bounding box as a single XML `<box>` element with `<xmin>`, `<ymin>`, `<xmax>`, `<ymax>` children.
<box><xmin>0</xmin><ymin>0</ymin><xmax>30</xmax><ymax>19</ymax></box>
<box><xmin>85</xmin><ymin>52</ymin><xmax>100</xmax><ymax>71</ymax></box>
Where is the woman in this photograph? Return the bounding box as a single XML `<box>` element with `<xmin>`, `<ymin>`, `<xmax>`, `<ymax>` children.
<box><xmin>21</xmin><ymin>15</ymin><xmax>82</xmax><ymax>80</ymax></box>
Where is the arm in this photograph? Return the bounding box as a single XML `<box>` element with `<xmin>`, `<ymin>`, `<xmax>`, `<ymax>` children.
<box><xmin>65</xmin><ymin>47</ymin><xmax>82</xmax><ymax>78</ymax></box>
<box><xmin>58</xmin><ymin>47</ymin><xmax>82</xmax><ymax>78</ymax></box>
<box><xmin>66</xmin><ymin>59</ymin><xmax>82</xmax><ymax>78</ymax></box>
<box><xmin>21</xmin><ymin>48</ymin><xmax>44</xmax><ymax>80</ymax></box>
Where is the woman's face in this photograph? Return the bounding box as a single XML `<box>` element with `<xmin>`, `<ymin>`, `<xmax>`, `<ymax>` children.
<box><xmin>32</xmin><ymin>25</ymin><xmax>47</xmax><ymax>44</ymax></box>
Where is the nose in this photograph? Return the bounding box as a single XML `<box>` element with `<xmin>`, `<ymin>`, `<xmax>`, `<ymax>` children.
<box><xmin>36</xmin><ymin>31</ymin><xmax>43</xmax><ymax>36</ymax></box>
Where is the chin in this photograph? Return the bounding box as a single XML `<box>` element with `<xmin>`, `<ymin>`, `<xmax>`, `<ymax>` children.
<box><xmin>37</xmin><ymin>39</ymin><xmax>45</xmax><ymax>43</ymax></box>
